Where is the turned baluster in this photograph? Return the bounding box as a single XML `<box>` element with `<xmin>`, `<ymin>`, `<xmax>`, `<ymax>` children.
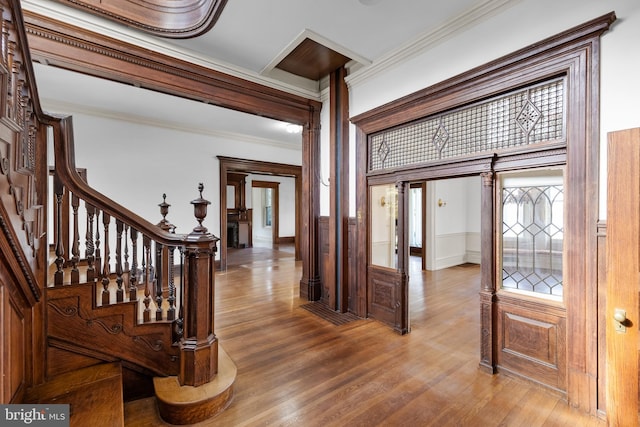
<box><xmin>167</xmin><ymin>246</ymin><xmax>176</xmax><ymax>321</ymax></box>
<box><xmin>70</xmin><ymin>192</ymin><xmax>80</xmax><ymax>284</ymax></box>
<box><xmin>115</xmin><ymin>220</ymin><xmax>124</xmax><ymax>302</ymax></box>
<box><xmin>94</xmin><ymin>209</ymin><xmax>102</xmax><ymax>281</ymax></box>
<box><xmin>124</xmin><ymin>224</ymin><xmax>130</xmax><ymax>282</ymax></box>
<box><xmin>156</xmin><ymin>194</ymin><xmax>175</xmax><ymax>321</ymax></box>
<box><xmin>129</xmin><ymin>228</ymin><xmax>138</xmax><ymax>301</ymax></box>
<box><xmin>53</xmin><ymin>175</ymin><xmax>65</xmax><ymax>286</ymax></box>
<box><xmin>101</xmin><ymin>212</ymin><xmax>111</xmax><ymax>305</ymax></box>
<box><xmin>173</xmin><ymin>246</ymin><xmax>185</xmax><ymax>343</ymax></box>
<box><xmin>85</xmin><ymin>203</ymin><xmax>96</xmax><ymax>282</ymax></box>
<box><xmin>143</xmin><ymin>235</ymin><xmax>152</xmax><ymax>322</ymax></box>
<box><xmin>155</xmin><ymin>242</ymin><xmax>164</xmax><ymax>321</ymax></box>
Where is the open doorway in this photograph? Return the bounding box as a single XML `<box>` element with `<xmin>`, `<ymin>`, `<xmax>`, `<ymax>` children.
<box><xmin>219</xmin><ymin>156</ymin><xmax>302</xmax><ymax>270</ymax></box>
<box><xmin>251</xmin><ymin>179</ymin><xmax>279</xmax><ymax>248</ymax></box>
<box><xmin>408</xmin><ymin>177</ymin><xmax>481</xmax><ymax>336</ymax></box>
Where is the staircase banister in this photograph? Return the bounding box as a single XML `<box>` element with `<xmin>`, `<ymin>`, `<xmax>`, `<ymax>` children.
<box><xmin>45</xmin><ymin>113</ymin><xmax>198</xmax><ymax>248</ymax></box>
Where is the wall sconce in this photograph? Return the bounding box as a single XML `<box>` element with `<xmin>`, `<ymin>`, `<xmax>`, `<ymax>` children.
<box><xmin>438</xmin><ymin>198</ymin><xmax>447</xmax><ymax>207</ymax></box>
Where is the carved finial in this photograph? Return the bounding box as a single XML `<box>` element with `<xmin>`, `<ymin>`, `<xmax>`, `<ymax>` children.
<box><xmin>191</xmin><ymin>183</ymin><xmax>211</xmax><ymax>234</ymax></box>
<box><xmin>158</xmin><ymin>193</ymin><xmax>174</xmax><ymax>232</ymax></box>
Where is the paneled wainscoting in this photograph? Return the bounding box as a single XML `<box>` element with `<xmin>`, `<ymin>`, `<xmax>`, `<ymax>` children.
<box><xmin>124</xmin><ymin>248</ymin><xmax>603</xmax><ymax>426</ymax></box>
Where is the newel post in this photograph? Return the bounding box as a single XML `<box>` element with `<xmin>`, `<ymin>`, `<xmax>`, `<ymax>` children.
<box><xmin>180</xmin><ymin>183</ymin><xmax>219</xmax><ymax>386</ymax></box>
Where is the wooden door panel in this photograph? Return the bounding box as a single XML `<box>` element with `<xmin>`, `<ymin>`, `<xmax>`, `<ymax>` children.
<box><xmin>606</xmin><ymin>128</ymin><xmax>640</xmax><ymax>425</ymax></box>
<box><xmin>496</xmin><ymin>297</ymin><xmax>566</xmax><ymax>391</ymax></box>
<box><xmin>367</xmin><ymin>265</ymin><xmax>408</xmax><ymax>334</ymax></box>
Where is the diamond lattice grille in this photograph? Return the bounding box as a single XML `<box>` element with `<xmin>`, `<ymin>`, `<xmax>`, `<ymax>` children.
<box><xmin>368</xmin><ymin>78</ymin><xmax>565</xmax><ymax>172</ymax></box>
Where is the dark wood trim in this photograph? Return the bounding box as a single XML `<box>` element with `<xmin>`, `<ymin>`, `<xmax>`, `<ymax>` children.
<box><xmin>420</xmin><ymin>181</ymin><xmax>427</xmax><ymax>271</ymax></box>
<box><xmin>52</xmin><ymin>0</ymin><xmax>227</xmax><ymax>39</ymax></box>
<box><xmin>479</xmin><ymin>171</ymin><xmax>496</xmax><ymax>373</ymax></box>
<box><xmin>218</xmin><ymin>157</ymin><xmax>302</xmax><ymax>270</ymax></box>
<box><xmin>300</xmin><ymin>115</ymin><xmax>322</xmax><ymax>301</ymax></box>
<box><xmin>351</xmin><ymin>12</ymin><xmax>614</xmax><ymax>413</ymax></box>
<box><xmin>329</xmin><ymin>67</ymin><xmax>350</xmax><ymax>312</ymax></box>
<box><xmin>351</xmin><ymin>12</ymin><xmax>615</xmax><ymax>133</ymax></box>
<box><xmin>24</xmin><ymin>12</ymin><xmax>322</xmax><ymax>296</ymax></box>
<box><xmin>275</xmin><ymin>236</ymin><xmax>295</xmax><ymax>244</ymax></box>
<box><xmin>251</xmin><ymin>180</ymin><xmax>280</xmax><ymax>248</ymax></box>
<box><xmin>354</xmin><ymin>125</ymin><xmax>368</xmax><ymax>317</ymax></box>
<box><xmin>23</xmin><ymin>11</ymin><xmax>322</xmax><ymax>125</ymax></box>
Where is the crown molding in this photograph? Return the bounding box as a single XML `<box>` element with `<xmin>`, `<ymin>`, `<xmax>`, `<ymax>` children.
<box><xmin>40</xmin><ymin>99</ymin><xmax>303</xmax><ymax>151</ymax></box>
<box><xmin>51</xmin><ymin>0</ymin><xmax>227</xmax><ymax>38</ymax></box>
<box><xmin>346</xmin><ymin>0</ymin><xmax>520</xmax><ymax>88</ymax></box>
<box><xmin>22</xmin><ymin>0</ymin><xmax>322</xmax><ymax>101</ymax></box>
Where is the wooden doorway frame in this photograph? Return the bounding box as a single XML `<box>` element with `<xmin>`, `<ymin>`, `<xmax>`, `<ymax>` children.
<box><xmin>351</xmin><ymin>13</ymin><xmax>614</xmax><ymax>413</ymax></box>
<box><xmin>251</xmin><ymin>180</ymin><xmax>280</xmax><ymax>247</ymax></box>
<box><xmin>218</xmin><ymin>156</ymin><xmax>302</xmax><ymax>271</ymax></box>
<box><xmin>23</xmin><ymin>14</ymin><xmax>322</xmax><ymax>297</ymax></box>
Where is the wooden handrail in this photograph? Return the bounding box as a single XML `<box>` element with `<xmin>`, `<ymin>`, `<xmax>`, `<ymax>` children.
<box><xmin>45</xmin><ymin>114</ymin><xmax>189</xmax><ymax>248</ymax></box>
<box><xmin>44</xmin><ymin>112</ymin><xmax>220</xmax><ymax>386</ymax></box>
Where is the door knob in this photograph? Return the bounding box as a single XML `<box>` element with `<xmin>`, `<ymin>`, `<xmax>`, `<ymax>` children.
<box><xmin>614</xmin><ymin>308</ymin><xmax>627</xmax><ymax>333</ymax></box>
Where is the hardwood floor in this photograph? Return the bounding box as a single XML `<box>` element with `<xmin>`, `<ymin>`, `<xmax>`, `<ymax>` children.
<box><xmin>124</xmin><ymin>248</ymin><xmax>605</xmax><ymax>426</ymax></box>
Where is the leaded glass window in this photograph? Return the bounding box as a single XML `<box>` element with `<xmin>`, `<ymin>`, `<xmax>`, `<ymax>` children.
<box><xmin>500</xmin><ymin>170</ymin><xmax>564</xmax><ymax>298</ymax></box>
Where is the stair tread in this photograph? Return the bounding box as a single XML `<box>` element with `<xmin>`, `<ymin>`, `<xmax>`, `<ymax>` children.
<box><xmin>25</xmin><ymin>363</ymin><xmax>124</xmax><ymax>427</ymax></box>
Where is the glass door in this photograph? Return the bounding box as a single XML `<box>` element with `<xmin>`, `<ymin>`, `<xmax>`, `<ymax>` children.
<box><xmin>367</xmin><ymin>182</ymin><xmax>409</xmax><ymax>334</ymax></box>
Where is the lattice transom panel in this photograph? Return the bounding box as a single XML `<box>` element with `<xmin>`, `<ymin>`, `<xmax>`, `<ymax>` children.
<box><xmin>368</xmin><ymin>78</ymin><xmax>565</xmax><ymax>172</ymax></box>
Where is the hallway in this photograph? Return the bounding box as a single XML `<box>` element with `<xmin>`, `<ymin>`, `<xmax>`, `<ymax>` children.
<box><xmin>124</xmin><ymin>251</ymin><xmax>604</xmax><ymax>426</ymax></box>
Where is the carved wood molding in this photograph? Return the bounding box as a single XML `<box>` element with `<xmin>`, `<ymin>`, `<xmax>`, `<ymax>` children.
<box><xmin>51</xmin><ymin>0</ymin><xmax>227</xmax><ymax>39</ymax></box>
<box><xmin>352</xmin><ymin>11</ymin><xmax>616</xmax><ymax>411</ymax></box>
<box><xmin>0</xmin><ymin>210</ymin><xmax>40</xmax><ymax>304</ymax></box>
<box><xmin>23</xmin><ymin>10</ymin><xmax>322</xmax><ymax>124</ymax></box>
<box><xmin>351</xmin><ymin>12</ymin><xmax>616</xmax><ymax>133</ymax></box>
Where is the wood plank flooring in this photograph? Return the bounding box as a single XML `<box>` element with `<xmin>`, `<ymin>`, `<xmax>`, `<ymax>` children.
<box><xmin>124</xmin><ymin>247</ymin><xmax>605</xmax><ymax>426</ymax></box>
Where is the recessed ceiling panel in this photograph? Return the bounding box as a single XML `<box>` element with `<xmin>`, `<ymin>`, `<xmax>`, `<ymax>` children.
<box><xmin>275</xmin><ymin>38</ymin><xmax>352</xmax><ymax>81</ymax></box>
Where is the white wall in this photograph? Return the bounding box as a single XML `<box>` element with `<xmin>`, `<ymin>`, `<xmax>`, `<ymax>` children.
<box><xmin>246</xmin><ymin>174</ymin><xmax>296</xmax><ymax>238</ymax></box>
<box><xmin>52</xmin><ymin>110</ymin><xmax>301</xmax><ymax>250</ymax></box>
<box><xmin>347</xmin><ymin>0</ymin><xmax>640</xmax><ymax>220</ymax></box>
<box><xmin>428</xmin><ymin>177</ymin><xmax>481</xmax><ymax>270</ymax></box>
<box><xmin>39</xmin><ymin>0</ymin><xmax>640</xmax><ymax>251</ymax></box>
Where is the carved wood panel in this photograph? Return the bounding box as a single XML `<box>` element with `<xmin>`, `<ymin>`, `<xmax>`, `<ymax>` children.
<box><xmin>367</xmin><ymin>265</ymin><xmax>407</xmax><ymax>334</ymax></box>
<box><xmin>0</xmin><ymin>0</ymin><xmax>45</xmax><ymax>298</ymax></box>
<box><xmin>347</xmin><ymin>218</ymin><xmax>357</xmax><ymax>314</ymax></box>
<box><xmin>496</xmin><ymin>296</ymin><xmax>567</xmax><ymax>392</ymax></box>
<box><xmin>318</xmin><ymin>216</ymin><xmax>331</xmax><ymax>306</ymax></box>
<box><xmin>0</xmin><ymin>268</ymin><xmax>32</xmax><ymax>403</ymax></box>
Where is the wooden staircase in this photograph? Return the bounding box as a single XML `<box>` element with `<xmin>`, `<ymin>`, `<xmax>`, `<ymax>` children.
<box><xmin>40</xmin><ymin>178</ymin><xmax>237</xmax><ymax>424</ymax></box>
<box><xmin>25</xmin><ymin>363</ymin><xmax>125</xmax><ymax>427</ymax></box>
<box><xmin>0</xmin><ymin>0</ymin><xmax>234</xmax><ymax>423</ymax></box>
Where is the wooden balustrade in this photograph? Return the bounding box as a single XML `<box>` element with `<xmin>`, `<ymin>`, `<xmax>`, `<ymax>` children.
<box><xmin>45</xmin><ymin>114</ymin><xmax>219</xmax><ymax>386</ymax></box>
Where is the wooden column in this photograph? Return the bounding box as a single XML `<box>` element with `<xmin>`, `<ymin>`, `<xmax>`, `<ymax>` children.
<box><xmin>300</xmin><ymin>110</ymin><xmax>322</xmax><ymax>300</ymax></box>
<box><xmin>396</xmin><ymin>180</ymin><xmax>409</xmax><ymax>334</ymax></box>
<box><xmin>180</xmin><ymin>184</ymin><xmax>219</xmax><ymax>386</ymax></box>
<box><xmin>329</xmin><ymin>67</ymin><xmax>350</xmax><ymax>311</ymax></box>
<box><xmin>479</xmin><ymin>171</ymin><xmax>497</xmax><ymax>373</ymax></box>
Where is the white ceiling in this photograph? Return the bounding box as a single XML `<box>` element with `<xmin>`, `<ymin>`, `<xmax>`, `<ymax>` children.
<box><xmin>25</xmin><ymin>0</ymin><xmax>517</xmax><ymax>146</ymax></box>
